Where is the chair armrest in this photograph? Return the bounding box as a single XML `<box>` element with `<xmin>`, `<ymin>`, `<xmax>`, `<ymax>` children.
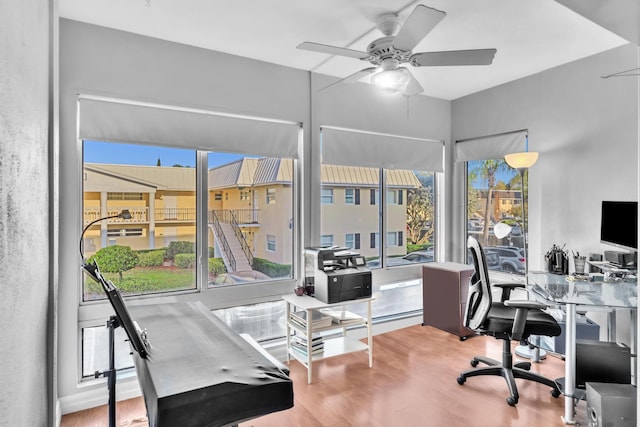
<box><xmin>503</xmin><ymin>299</ymin><xmax>547</xmax><ymax>341</ymax></box>
<box><xmin>494</xmin><ymin>282</ymin><xmax>526</xmax><ymax>302</ymax></box>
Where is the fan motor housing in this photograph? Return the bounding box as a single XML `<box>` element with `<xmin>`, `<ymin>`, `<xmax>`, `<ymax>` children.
<box><xmin>366</xmin><ymin>36</ymin><xmax>411</xmax><ymax>65</ymax></box>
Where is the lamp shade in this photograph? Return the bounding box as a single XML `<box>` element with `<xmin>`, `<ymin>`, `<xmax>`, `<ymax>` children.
<box><xmin>504</xmin><ymin>151</ymin><xmax>539</xmax><ymax>169</ymax></box>
<box><xmin>371</xmin><ymin>68</ymin><xmax>410</xmax><ymax>92</ymax></box>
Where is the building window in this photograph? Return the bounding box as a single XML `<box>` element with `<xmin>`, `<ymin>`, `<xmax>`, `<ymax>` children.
<box><xmin>387</xmin><ymin>231</ymin><xmax>404</xmax><ymax>247</ymax></box>
<box><xmin>320</xmin><ymin>235</ymin><xmax>334</xmax><ymax>247</ymax></box>
<box><xmin>240</xmin><ymin>191</ymin><xmax>250</xmax><ymax>200</ymax></box>
<box><xmin>214</xmin><ymin>193</ymin><xmax>222</xmax><ymax>201</ymax></box>
<box><xmin>321</xmin><ymin>188</ymin><xmax>334</xmax><ymax>204</ymax></box>
<box><xmin>387</xmin><ymin>189</ymin><xmax>403</xmax><ymax>205</ymax></box>
<box><xmin>106</xmin><ymin>228</ymin><xmax>143</xmax><ymax>237</ymax></box>
<box><xmin>345</xmin><ymin>188</ymin><xmax>360</xmax><ymax>205</ymax></box>
<box><xmin>266</xmin><ymin>188</ymin><xmax>276</xmax><ymax>205</ymax></box>
<box><xmin>266</xmin><ymin>234</ymin><xmax>276</xmax><ymax>252</ymax></box>
<box><xmin>370</xmin><ymin>189</ymin><xmax>379</xmax><ymax>205</ymax></box>
<box><xmin>107</xmin><ymin>192</ymin><xmax>143</xmax><ymax>200</ymax></box>
<box><xmin>345</xmin><ymin>233</ymin><xmax>360</xmax><ymax>250</ymax></box>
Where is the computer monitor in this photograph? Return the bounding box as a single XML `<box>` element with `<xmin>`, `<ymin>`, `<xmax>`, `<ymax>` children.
<box><xmin>600</xmin><ymin>201</ymin><xmax>637</xmax><ymax>252</ymax></box>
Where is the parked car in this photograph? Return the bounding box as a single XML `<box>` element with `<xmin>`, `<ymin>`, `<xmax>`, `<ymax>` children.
<box><xmin>366</xmin><ymin>249</ymin><xmax>435</xmax><ymax>268</ymax></box>
<box><xmin>401</xmin><ymin>250</ymin><xmax>434</xmax><ymax>264</ymax></box>
<box><xmin>467</xmin><ymin>248</ymin><xmax>501</xmax><ymax>271</ymax></box>
<box><xmin>488</xmin><ymin>246</ymin><xmax>526</xmax><ymax>274</ymax></box>
<box><xmin>209</xmin><ymin>270</ymin><xmax>271</xmax><ymax>286</ymax></box>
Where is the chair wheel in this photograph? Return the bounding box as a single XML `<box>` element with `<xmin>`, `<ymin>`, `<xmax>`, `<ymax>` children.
<box><xmin>457</xmin><ymin>376</ymin><xmax>466</xmax><ymax>385</ymax></box>
<box><xmin>506</xmin><ymin>396</ymin><xmax>518</xmax><ymax>406</ymax></box>
<box><xmin>551</xmin><ymin>388</ymin><xmax>561</xmax><ymax>398</ymax></box>
<box><xmin>470</xmin><ymin>360</ymin><xmax>479</xmax><ymax>367</ymax></box>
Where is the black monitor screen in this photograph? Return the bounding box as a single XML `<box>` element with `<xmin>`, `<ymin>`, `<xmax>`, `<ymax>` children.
<box><xmin>600</xmin><ymin>201</ymin><xmax>637</xmax><ymax>251</ymax></box>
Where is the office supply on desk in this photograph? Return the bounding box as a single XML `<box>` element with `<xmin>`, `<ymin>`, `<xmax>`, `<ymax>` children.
<box><xmin>457</xmin><ymin>237</ymin><xmax>562</xmax><ymax>406</ymax></box>
<box><xmin>526</xmin><ymin>271</ymin><xmax>637</xmax><ymax>424</ymax></box>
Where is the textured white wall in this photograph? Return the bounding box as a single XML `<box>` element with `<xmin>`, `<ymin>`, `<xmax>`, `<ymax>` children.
<box><xmin>452</xmin><ymin>44</ymin><xmax>639</xmax><ymax>343</ymax></box>
<box><xmin>0</xmin><ymin>1</ymin><xmax>53</xmax><ymax>426</ymax></box>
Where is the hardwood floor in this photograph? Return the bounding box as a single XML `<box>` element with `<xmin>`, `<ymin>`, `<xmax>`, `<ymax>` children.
<box><xmin>61</xmin><ymin>324</ymin><xmax>587</xmax><ymax>426</ymax></box>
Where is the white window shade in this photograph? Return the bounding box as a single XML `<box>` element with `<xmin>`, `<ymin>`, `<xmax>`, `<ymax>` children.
<box><xmin>455</xmin><ymin>129</ymin><xmax>528</xmax><ymax>162</ymax></box>
<box><xmin>321</xmin><ymin>126</ymin><xmax>444</xmax><ymax>172</ymax></box>
<box><xmin>78</xmin><ymin>96</ymin><xmax>301</xmax><ymax>158</ymax></box>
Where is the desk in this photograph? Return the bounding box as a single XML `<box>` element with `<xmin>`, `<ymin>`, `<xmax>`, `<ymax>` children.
<box><xmin>527</xmin><ymin>272</ymin><xmax>637</xmax><ymax>425</ymax></box>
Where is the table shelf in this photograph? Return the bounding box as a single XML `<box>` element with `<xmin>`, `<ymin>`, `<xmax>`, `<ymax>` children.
<box><xmin>283</xmin><ymin>294</ymin><xmax>374</xmax><ymax>383</ymax></box>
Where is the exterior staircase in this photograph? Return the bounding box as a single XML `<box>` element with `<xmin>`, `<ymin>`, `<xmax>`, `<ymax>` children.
<box><xmin>217</xmin><ymin>222</ymin><xmax>252</xmax><ymax>272</ymax></box>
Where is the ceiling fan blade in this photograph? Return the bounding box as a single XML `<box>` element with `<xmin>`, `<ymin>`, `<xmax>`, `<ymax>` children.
<box><xmin>319</xmin><ymin>68</ymin><xmax>377</xmax><ymax>92</ymax></box>
<box><xmin>297</xmin><ymin>42</ymin><xmax>369</xmax><ymax>60</ymax></box>
<box><xmin>402</xmin><ymin>69</ymin><xmax>424</xmax><ymax>96</ymax></box>
<box><xmin>410</xmin><ymin>49</ymin><xmax>497</xmax><ymax>67</ymax></box>
<box><xmin>393</xmin><ymin>5</ymin><xmax>446</xmax><ymax>52</ymax></box>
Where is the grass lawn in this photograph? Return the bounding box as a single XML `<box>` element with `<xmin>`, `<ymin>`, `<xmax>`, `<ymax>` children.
<box><xmin>84</xmin><ymin>266</ymin><xmax>195</xmax><ymax>301</ymax></box>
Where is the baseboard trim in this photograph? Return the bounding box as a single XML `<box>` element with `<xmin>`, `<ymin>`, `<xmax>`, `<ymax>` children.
<box><xmin>59</xmin><ymin>376</ymin><xmax>142</xmax><ymax>416</ymax></box>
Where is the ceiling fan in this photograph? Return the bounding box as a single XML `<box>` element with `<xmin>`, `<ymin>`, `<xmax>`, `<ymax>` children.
<box><xmin>297</xmin><ymin>4</ymin><xmax>497</xmax><ymax>96</ymax></box>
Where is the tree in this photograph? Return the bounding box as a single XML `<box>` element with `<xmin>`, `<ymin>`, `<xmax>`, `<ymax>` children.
<box><xmin>406</xmin><ymin>187</ymin><xmax>434</xmax><ymax>245</ymax></box>
<box><xmin>88</xmin><ymin>245</ymin><xmax>138</xmax><ymax>281</ymax></box>
<box><xmin>156</xmin><ymin>157</ymin><xmax>161</xmax><ymax>166</ymax></box>
<box><xmin>473</xmin><ymin>159</ymin><xmax>510</xmax><ymax>243</ymax></box>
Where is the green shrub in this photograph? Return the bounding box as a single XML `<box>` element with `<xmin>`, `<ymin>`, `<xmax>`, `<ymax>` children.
<box><xmin>174</xmin><ymin>253</ymin><xmax>196</xmax><ymax>269</ymax></box>
<box><xmin>253</xmin><ymin>258</ymin><xmax>290</xmax><ymax>278</ymax></box>
<box><xmin>208</xmin><ymin>257</ymin><xmax>227</xmax><ymax>275</ymax></box>
<box><xmin>87</xmin><ymin>245</ymin><xmax>138</xmax><ymax>280</ymax></box>
<box><xmin>407</xmin><ymin>244</ymin><xmax>432</xmax><ymax>253</ymax></box>
<box><xmin>137</xmin><ymin>249</ymin><xmax>166</xmax><ymax>267</ymax></box>
<box><xmin>166</xmin><ymin>241</ymin><xmax>195</xmax><ymax>260</ymax></box>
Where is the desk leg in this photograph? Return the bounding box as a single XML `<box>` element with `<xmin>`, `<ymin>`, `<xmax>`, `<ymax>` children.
<box><xmin>285</xmin><ymin>302</ymin><xmax>291</xmax><ymax>363</ymax></box>
<box><xmin>562</xmin><ymin>303</ymin><xmax>577</xmax><ymax>425</ymax></box>
<box><xmin>306</xmin><ymin>309</ymin><xmax>313</xmax><ymax>384</ymax></box>
<box><xmin>631</xmin><ymin>308</ymin><xmax>637</xmax><ymax>386</ymax></box>
<box><xmin>367</xmin><ymin>300</ymin><xmax>373</xmax><ymax>368</ymax></box>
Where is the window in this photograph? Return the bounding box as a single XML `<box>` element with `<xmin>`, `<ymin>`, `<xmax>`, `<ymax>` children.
<box><xmin>387</xmin><ymin>189</ymin><xmax>403</xmax><ymax>205</ymax></box>
<box><xmin>345</xmin><ymin>188</ymin><xmax>360</xmax><ymax>205</ymax></box>
<box><xmin>207</xmin><ymin>156</ymin><xmax>294</xmax><ymax>287</ymax></box>
<box><xmin>82</xmin><ymin>141</ymin><xmax>197</xmax><ymax>302</ymax></box>
<box><xmin>466</xmin><ymin>159</ymin><xmax>526</xmax><ymax>275</ymax></box>
<box><xmin>107</xmin><ymin>192</ymin><xmax>143</xmax><ymax>200</ymax></box>
<box><xmin>321</xmin><ymin>188</ymin><xmax>334</xmax><ymax>204</ymax></box>
<box><xmin>345</xmin><ymin>233</ymin><xmax>360</xmax><ymax>250</ymax></box>
<box><xmin>106</xmin><ymin>228</ymin><xmax>143</xmax><ymax>237</ymax></box>
<box><xmin>387</xmin><ymin>231</ymin><xmax>403</xmax><ymax>247</ymax></box>
<box><xmin>370</xmin><ymin>189</ymin><xmax>379</xmax><ymax>205</ymax></box>
<box><xmin>266</xmin><ymin>188</ymin><xmax>276</xmax><ymax>204</ymax></box>
<box><xmin>320</xmin><ymin>234</ymin><xmax>334</xmax><ymax>247</ymax></box>
<box><xmin>74</xmin><ymin>100</ymin><xmax>301</xmax><ymax>388</ymax></box>
<box><xmin>266</xmin><ymin>234</ymin><xmax>276</xmax><ymax>252</ymax></box>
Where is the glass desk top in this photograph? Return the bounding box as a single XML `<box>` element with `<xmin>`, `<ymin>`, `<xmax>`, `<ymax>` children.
<box><xmin>527</xmin><ymin>271</ymin><xmax>638</xmax><ymax>309</ymax></box>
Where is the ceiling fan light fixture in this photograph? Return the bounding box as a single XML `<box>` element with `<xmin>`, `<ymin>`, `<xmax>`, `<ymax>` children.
<box><xmin>371</xmin><ymin>68</ymin><xmax>409</xmax><ymax>92</ymax></box>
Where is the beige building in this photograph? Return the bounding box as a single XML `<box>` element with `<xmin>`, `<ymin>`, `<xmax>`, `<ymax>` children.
<box><xmin>83</xmin><ymin>159</ymin><xmax>421</xmax><ymax>270</ymax></box>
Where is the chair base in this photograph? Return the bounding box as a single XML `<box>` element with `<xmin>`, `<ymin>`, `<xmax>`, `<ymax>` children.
<box><xmin>457</xmin><ymin>340</ymin><xmax>561</xmax><ymax>406</ymax></box>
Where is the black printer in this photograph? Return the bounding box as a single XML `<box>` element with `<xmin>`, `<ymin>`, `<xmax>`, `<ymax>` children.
<box><xmin>304</xmin><ymin>246</ymin><xmax>372</xmax><ymax>304</ymax></box>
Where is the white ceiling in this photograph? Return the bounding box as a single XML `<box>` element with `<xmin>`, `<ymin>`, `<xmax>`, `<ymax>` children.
<box><xmin>58</xmin><ymin>0</ymin><xmax>628</xmax><ymax>100</ymax></box>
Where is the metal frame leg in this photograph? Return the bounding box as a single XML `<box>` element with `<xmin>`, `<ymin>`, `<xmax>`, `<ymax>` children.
<box><xmin>562</xmin><ymin>304</ymin><xmax>577</xmax><ymax>425</ymax></box>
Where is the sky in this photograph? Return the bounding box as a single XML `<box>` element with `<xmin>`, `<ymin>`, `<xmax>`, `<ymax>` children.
<box><xmin>83</xmin><ymin>141</ymin><xmax>246</xmax><ymax>169</ymax></box>
<box><xmin>84</xmin><ymin>141</ymin><xmax>518</xmax><ymax>186</ymax></box>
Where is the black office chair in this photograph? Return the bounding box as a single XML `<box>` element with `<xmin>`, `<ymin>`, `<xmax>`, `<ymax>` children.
<box><xmin>457</xmin><ymin>236</ymin><xmax>562</xmax><ymax>406</ymax></box>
